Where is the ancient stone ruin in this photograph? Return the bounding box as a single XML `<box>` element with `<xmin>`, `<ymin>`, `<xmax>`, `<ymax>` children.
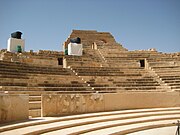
<box><xmin>0</xmin><ymin>30</ymin><xmax>180</xmax><ymax>134</ymax></box>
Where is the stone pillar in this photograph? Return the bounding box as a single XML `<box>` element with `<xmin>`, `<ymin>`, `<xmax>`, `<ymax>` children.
<box><xmin>63</xmin><ymin>58</ymin><xmax>67</xmax><ymax>68</ymax></box>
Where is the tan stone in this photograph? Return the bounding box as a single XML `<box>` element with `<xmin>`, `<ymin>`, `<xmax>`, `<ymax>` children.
<box><xmin>104</xmin><ymin>92</ymin><xmax>180</xmax><ymax>111</ymax></box>
<box><xmin>0</xmin><ymin>94</ymin><xmax>29</xmax><ymax>123</ymax></box>
<box><xmin>42</xmin><ymin>93</ymin><xmax>104</xmax><ymax>117</ymax></box>
<box><xmin>42</xmin><ymin>92</ymin><xmax>180</xmax><ymax>117</ymax></box>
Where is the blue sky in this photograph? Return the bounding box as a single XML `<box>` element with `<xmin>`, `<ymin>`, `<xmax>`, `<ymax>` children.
<box><xmin>0</xmin><ymin>0</ymin><xmax>180</xmax><ymax>53</ymax></box>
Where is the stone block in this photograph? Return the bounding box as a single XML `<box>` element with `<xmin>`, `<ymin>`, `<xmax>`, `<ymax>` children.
<box><xmin>42</xmin><ymin>94</ymin><xmax>104</xmax><ymax>117</ymax></box>
<box><xmin>0</xmin><ymin>94</ymin><xmax>29</xmax><ymax>123</ymax></box>
<box><xmin>42</xmin><ymin>92</ymin><xmax>180</xmax><ymax>117</ymax></box>
<box><xmin>104</xmin><ymin>92</ymin><xmax>180</xmax><ymax>111</ymax></box>
<box><xmin>81</xmin><ymin>94</ymin><xmax>104</xmax><ymax>113</ymax></box>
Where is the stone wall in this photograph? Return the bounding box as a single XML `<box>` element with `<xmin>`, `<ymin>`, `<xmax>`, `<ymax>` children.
<box><xmin>42</xmin><ymin>94</ymin><xmax>104</xmax><ymax>117</ymax></box>
<box><xmin>0</xmin><ymin>94</ymin><xmax>29</xmax><ymax>123</ymax></box>
<box><xmin>20</xmin><ymin>57</ymin><xmax>58</xmax><ymax>67</ymax></box>
<box><xmin>63</xmin><ymin>30</ymin><xmax>119</xmax><ymax>50</ymax></box>
<box><xmin>104</xmin><ymin>92</ymin><xmax>180</xmax><ymax>111</ymax></box>
<box><xmin>0</xmin><ymin>51</ymin><xmax>59</xmax><ymax>67</ymax></box>
<box><xmin>42</xmin><ymin>91</ymin><xmax>180</xmax><ymax>117</ymax></box>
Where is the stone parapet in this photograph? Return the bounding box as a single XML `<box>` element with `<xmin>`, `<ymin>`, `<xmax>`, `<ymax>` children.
<box><xmin>42</xmin><ymin>91</ymin><xmax>180</xmax><ymax>117</ymax></box>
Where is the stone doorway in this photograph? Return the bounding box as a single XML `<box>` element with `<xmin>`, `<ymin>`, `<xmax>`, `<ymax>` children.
<box><xmin>58</xmin><ymin>58</ymin><xmax>63</xmax><ymax>65</ymax></box>
<box><xmin>140</xmin><ymin>59</ymin><xmax>145</xmax><ymax>68</ymax></box>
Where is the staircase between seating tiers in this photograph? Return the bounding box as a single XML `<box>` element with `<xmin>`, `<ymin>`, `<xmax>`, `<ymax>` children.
<box><xmin>0</xmin><ymin>60</ymin><xmax>96</xmax><ymax>117</ymax></box>
<box><xmin>147</xmin><ymin>56</ymin><xmax>180</xmax><ymax>91</ymax></box>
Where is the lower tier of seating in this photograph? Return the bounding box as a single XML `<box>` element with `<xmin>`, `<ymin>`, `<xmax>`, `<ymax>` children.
<box><xmin>0</xmin><ymin>107</ymin><xmax>179</xmax><ymax>135</ymax></box>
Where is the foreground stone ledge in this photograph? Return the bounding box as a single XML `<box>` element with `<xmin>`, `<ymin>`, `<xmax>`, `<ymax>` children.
<box><xmin>0</xmin><ymin>94</ymin><xmax>29</xmax><ymax>123</ymax></box>
<box><xmin>42</xmin><ymin>91</ymin><xmax>180</xmax><ymax>117</ymax></box>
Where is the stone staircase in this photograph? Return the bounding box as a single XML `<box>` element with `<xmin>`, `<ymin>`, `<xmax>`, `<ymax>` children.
<box><xmin>1</xmin><ymin>51</ymin><xmax>179</xmax><ymax>118</ymax></box>
<box><xmin>0</xmin><ymin>29</ymin><xmax>180</xmax><ymax>120</ymax></box>
<box><xmin>0</xmin><ymin>107</ymin><xmax>179</xmax><ymax>134</ymax></box>
<box><xmin>147</xmin><ymin>57</ymin><xmax>180</xmax><ymax>91</ymax></box>
<box><xmin>0</xmin><ymin>60</ymin><xmax>96</xmax><ymax>117</ymax></box>
<box><xmin>70</xmin><ymin>66</ymin><xmax>166</xmax><ymax>92</ymax></box>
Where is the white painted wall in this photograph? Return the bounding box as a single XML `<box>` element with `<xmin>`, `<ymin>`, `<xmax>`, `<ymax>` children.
<box><xmin>7</xmin><ymin>38</ymin><xmax>25</xmax><ymax>52</ymax></box>
<box><xmin>68</xmin><ymin>43</ymin><xmax>82</xmax><ymax>56</ymax></box>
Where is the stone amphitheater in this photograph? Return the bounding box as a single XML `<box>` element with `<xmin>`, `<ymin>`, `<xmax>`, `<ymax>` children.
<box><xmin>0</xmin><ymin>30</ymin><xmax>180</xmax><ymax>135</ymax></box>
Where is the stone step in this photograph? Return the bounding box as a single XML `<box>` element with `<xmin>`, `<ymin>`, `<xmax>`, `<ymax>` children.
<box><xmin>0</xmin><ymin>78</ymin><xmax>29</xmax><ymax>83</ymax></box>
<box><xmin>160</xmin><ymin>76</ymin><xmax>180</xmax><ymax>79</ymax></box>
<box><xmin>171</xmin><ymin>86</ymin><xmax>180</xmax><ymax>89</ymax></box>
<box><xmin>29</xmin><ymin>101</ymin><xmax>41</xmax><ymax>109</ymax></box>
<box><xmin>0</xmin><ymin>86</ymin><xmax>92</xmax><ymax>91</ymax></box>
<box><xmin>0</xmin><ymin>82</ymin><xmax>28</xmax><ymax>86</ymax></box>
<box><xmin>29</xmin><ymin>109</ymin><xmax>41</xmax><ymax>118</ymax></box>
<box><xmin>128</xmin><ymin>126</ymin><xmax>177</xmax><ymax>135</ymax></box>
<box><xmin>77</xmin><ymin>73</ymin><xmax>142</xmax><ymax>77</ymax></box>
<box><xmin>152</xmin><ymin>66</ymin><xmax>180</xmax><ymax>69</ymax></box>
<box><xmin>124</xmin><ymin>87</ymin><xmax>162</xmax><ymax>91</ymax></box>
<box><xmin>154</xmin><ymin>68</ymin><xmax>180</xmax><ymax>72</ymax></box>
<box><xmin>1</xmin><ymin>90</ymin><xmax>99</xmax><ymax>95</ymax></box>
<box><xmin>155</xmin><ymin>71</ymin><xmax>180</xmax><ymax>75</ymax></box>
<box><xmin>168</xmin><ymin>83</ymin><xmax>180</xmax><ymax>86</ymax></box>
<box><xmin>79</xmin><ymin>119</ymin><xmax>178</xmax><ymax>135</ymax></box>
<box><xmin>29</xmin><ymin>96</ymin><xmax>41</xmax><ymax>101</ymax></box>
<box><xmin>72</xmin><ymin>66</ymin><xmax>143</xmax><ymax>70</ymax></box>
<box><xmin>113</xmin><ymin>81</ymin><xmax>159</xmax><ymax>84</ymax></box>
<box><xmin>0</xmin><ymin>70</ymin><xmax>28</xmax><ymax>76</ymax></box>
<box><xmin>0</xmin><ymin>68</ymin><xmax>71</xmax><ymax>76</ymax></box>
<box><xmin>92</xmin><ymin>86</ymin><xmax>164</xmax><ymax>91</ymax></box>
<box><xmin>116</xmin><ymin>84</ymin><xmax>160</xmax><ymax>87</ymax></box>
<box><xmin>0</xmin><ymin>86</ymin><xmax>45</xmax><ymax>91</ymax></box>
<box><xmin>0</xmin><ymin>62</ymin><xmax>67</xmax><ymax>71</ymax></box>
<box><xmin>164</xmin><ymin>80</ymin><xmax>180</xmax><ymax>83</ymax></box>
<box><xmin>0</xmin><ymin>107</ymin><xmax>179</xmax><ymax>134</ymax></box>
<box><xmin>38</xmin><ymin>83</ymin><xmax>85</xmax><ymax>87</ymax></box>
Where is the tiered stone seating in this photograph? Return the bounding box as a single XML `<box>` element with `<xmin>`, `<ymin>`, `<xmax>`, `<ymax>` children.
<box><xmin>0</xmin><ymin>30</ymin><xmax>179</xmax><ymax>135</ymax></box>
<box><xmin>71</xmin><ymin>66</ymin><xmax>164</xmax><ymax>91</ymax></box>
<box><xmin>1</xmin><ymin>29</ymin><xmax>179</xmax><ymax>121</ymax></box>
<box><xmin>98</xmin><ymin>44</ymin><xmax>161</xmax><ymax>68</ymax></box>
<box><xmin>0</xmin><ymin>107</ymin><xmax>179</xmax><ymax>134</ymax></box>
<box><xmin>147</xmin><ymin>56</ymin><xmax>180</xmax><ymax>91</ymax></box>
<box><xmin>0</xmin><ymin>60</ymin><xmax>93</xmax><ymax>117</ymax></box>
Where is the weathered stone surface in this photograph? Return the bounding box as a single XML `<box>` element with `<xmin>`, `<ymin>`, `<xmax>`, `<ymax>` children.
<box><xmin>0</xmin><ymin>29</ymin><xmax>180</xmax><ymax>119</ymax></box>
<box><xmin>42</xmin><ymin>92</ymin><xmax>180</xmax><ymax>117</ymax></box>
<box><xmin>104</xmin><ymin>92</ymin><xmax>180</xmax><ymax>111</ymax></box>
<box><xmin>0</xmin><ymin>94</ymin><xmax>29</xmax><ymax>123</ymax></box>
<box><xmin>42</xmin><ymin>94</ymin><xmax>104</xmax><ymax>117</ymax></box>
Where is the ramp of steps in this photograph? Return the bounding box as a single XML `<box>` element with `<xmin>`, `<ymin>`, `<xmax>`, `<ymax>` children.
<box><xmin>150</xmin><ymin>64</ymin><xmax>180</xmax><ymax>91</ymax></box>
<box><xmin>29</xmin><ymin>94</ymin><xmax>42</xmax><ymax>118</ymax></box>
<box><xmin>0</xmin><ymin>107</ymin><xmax>180</xmax><ymax>135</ymax></box>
